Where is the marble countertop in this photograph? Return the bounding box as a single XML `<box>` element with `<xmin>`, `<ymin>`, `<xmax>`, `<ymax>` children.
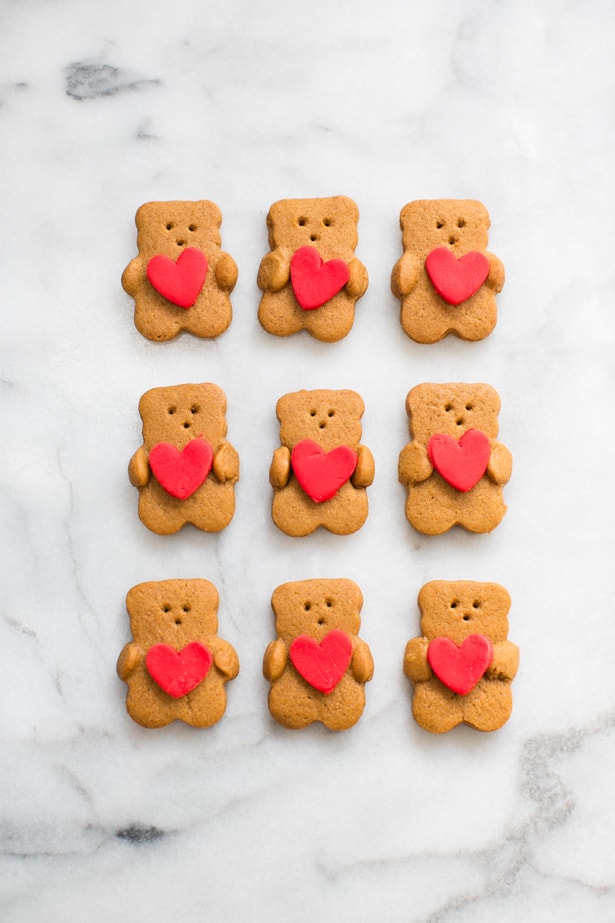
<box><xmin>2</xmin><ymin>1</ymin><xmax>615</xmax><ymax>920</ymax></box>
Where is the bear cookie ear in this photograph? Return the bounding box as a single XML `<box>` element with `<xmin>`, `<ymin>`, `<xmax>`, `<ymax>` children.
<box><xmin>117</xmin><ymin>579</ymin><xmax>239</xmax><ymax>729</ymax></box>
<box><xmin>404</xmin><ymin>580</ymin><xmax>518</xmax><ymax>734</ymax></box>
<box><xmin>264</xmin><ymin>578</ymin><xmax>373</xmax><ymax>731</ymax></box>
<box><xmin>257</xmin><ymin>195</ymin><xmax>368</xmax><ymax>342</ymax></box>
<box><xmin>392</xmin><ymin>198</ymin><xmax>503</xmax><ymax>343</ymax></box>
<box><xmin>122</xmin><ymin>199</ymin><xmax>236</xmax><ymax>342</ymax></box>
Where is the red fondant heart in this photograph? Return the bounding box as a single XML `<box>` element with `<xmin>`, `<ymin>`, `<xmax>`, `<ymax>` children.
<box><xmin>290</xmin><ymin>246</ymin><xmax>350</xmax><ymax>310</ymax></box>
<box><xmin>427</xmin><ymin>429</ymin><xmax>491</xmax><ymax>492</ymax></box>
<box><xmin>425</xmin><ymin>247</ymin><xmax>489</xmax><ymax>305</ymax></box>
<box><xmin>291</xmin><ymin>439</ymin><xmax>358</xmax><ymax>503</ymax></box>
<box><xmin>146</xmin><ymin>641</ymin><xmax>213</xmax><ymax>698</ymax></box>
<box><xmin>427</xmin><ymin>634</ymin><xmax>494</xmax><ymax>695</ymax></box>
<box><xmin>149</xmin><ymin>438</ymin><xmax>213</xmax><ymax>500</ymax></box>
<box><xmin>147</xmin><ymin>247</ymin><xmax>208</xmax><ymax>308</ymax></box>
<box><xmin>289</xmin><ymin>630</ymin><xmax>353</xmax><ymax>695</ymax></box>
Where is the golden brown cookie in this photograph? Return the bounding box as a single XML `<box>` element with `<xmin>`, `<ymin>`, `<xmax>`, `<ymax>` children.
<box><xmin>129</xmin><ymin>382</ymin><xmax>239</xmax><ymax>535</ymax></box>
<box><xmin>270</xmin><ymin>389</ymin><xmax>374</xmax><ymax>536</ymax></box>
<box><xmin>117</xmin><ymin>579</ymin><xmax>239</xmax><ymax>728</ymax></box>
<box><xmin>263</xmin><ymin>579</ymin><xmax>374</xmax><ymax>730</ymax></box>
<box><xmin>257</xmin><ymin>196</ymin><xmax>368</xmax><ymax>342</ymax></box>
<box><xmin>122</xmin><ymin>200</ymin><xmax>237</xmax><ymax>341</ymax></box>
<box><xmin>404</xmin><ymin>580</ymin><xmax>518</xmax><ymax>733</ymax></box>
<box><xmin>398</xmin><ymin>383</ymin><xmax>511</xmax><ymax>535</ymax></box>
<box><xmin>391</xmin><ymin>199</ymin><xmax>504</xmax><ymax>343</ymax></box>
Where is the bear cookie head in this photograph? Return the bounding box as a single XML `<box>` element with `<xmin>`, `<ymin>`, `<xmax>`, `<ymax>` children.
<box><xmin>418</xmin><ymin>580</ymin><xmax>511</xmax><ymax>646</ymax></box>
<box><xmin>400</xmin><ymin>199</ymin><xmax>490</xmax><ymax>257</ymax></box>
<box><xmin>126</xmin><ymin>578</ymin><xmax>220</xmax><ymax>649</ymax></box>
<box><xmin>134</xmin><ymin>200</ymin><xmax>223</xmax><ymax>259</ymax></box>
<box><xmin>272</xmin><ymin>578</ymin><xmax>363</xmax><ymax>643</ymax></box>
<box><xmin>138</xmin><ymin>382</ymin><xmax>229</xmax><ymax>451</ymax></box>
<box><xmin>276</xmin><ymin>388</ymin><xmax>365</xmax><ymax>453</ymax></box>
<box><xmin>406</xmin><ymin>382</ymin><xmax>501</xmax><ymax>445</ymax></box>
<box><xmin>267</xmin><ymin>196</ymin><xmax>359</xmax><ymax>260</ymax></box>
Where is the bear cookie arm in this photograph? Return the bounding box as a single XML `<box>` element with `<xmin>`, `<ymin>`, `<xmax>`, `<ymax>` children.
<box><xmin>117</xmin><ymin>579</ymin><xmax>239</xmax><ymax>729</ymax></box>
<box><xmin>257</xmin><ymin>196</ymin><xmax>368</xmax><ymax>342</ymax></box>
<box><xmin>122</xmin><ymin>200</ymin><xmax>237</xmax><ymax>342</ymax></box>
<box><xmin>404</xmin><ymin>581</ymin><xmax>518</xmax><ymax>734</ymax></box>
<box><xmin>263</xmin><ymin>579</ymin><xmax>373</xmax><ymax>731</ymax></box>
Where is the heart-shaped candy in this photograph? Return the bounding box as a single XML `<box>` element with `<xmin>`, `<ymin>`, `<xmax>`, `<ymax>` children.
<box><xmin>146</xmin><ymin>641</ymin><xmax>213</xmax><ymax>698</ymax></box>
<box><xmin>147</xmin><ymin>247</ymin><xmax>208</xmax><ymax>308</ymax></box>
<box><xmin>427</xmin><ymin>634</ymin><xmax>494</xmax><ymax>695</ymax></box>
<box><xmin>290</xmin><ymin>246</ymin><xmax>350</xmax><ymax>310</ymax></box>
<box><xmin>425</xmin><ymin>247</ymin><xmax>489</xmax><ymax>305</ymax></box>
<box><xmin>291</xmin><ymin>439</ymin><xmax>358</xmax><ymax>503</ymax></box>
<box><xmin>427</xmin><ymin>429</ymin><xmax>491</xmax><ymax>492</ymax></box>
<box><xmin>149</xmin><ymin>438</ymin><xmax>213</xmax><ymax>500</ymax></box>
<box><xmin>289</xmin><ymin>630</ymin><xmax>353</xmax><ymax>695</ymax></box>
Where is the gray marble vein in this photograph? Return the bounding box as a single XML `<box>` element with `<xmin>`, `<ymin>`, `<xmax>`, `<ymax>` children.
<box><xmin>1</xmin><ymin>0</ymin><xmax>614</xmax><ymax>920</ymax></box>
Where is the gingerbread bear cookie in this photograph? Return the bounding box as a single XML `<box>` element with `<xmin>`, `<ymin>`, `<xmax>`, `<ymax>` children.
<box><xmin>404</xmin><ymin>580</ymin><xmax>518</xmax><ymax>733</ymax></box>
<box><xmin>391</xmin><ymin>199</ymin><xmax>504</xmax><ymax>343</ymax></box>
<box><xmin>122</xmin><ymin>200</ymin><xmax>237</xmax><ymax>341</ymax></box>
<box><xmin>117</xmin><ymin>579</ymin><xmax>239</xmax><ymax>728</ymax></box>
<box><xmin>263</xmin><ymin>579</ymin><xmax>374</xmax><ymax>730</ymax></box>
<box><xmin>270</xmin><ymin>389</ymin><xmax>374</xmax><ymax>536</ymax></box>
<box><xmin>257</xmin><ymin>196</ymin><xmax>368</xmax><ymax>342</ymax></box>
<box><xmin>399</xmin><ymin>383</ymin><xmax>512</xmax><ymax>535</ymax></box>
<box><xmin>129</xmin><ymin>382</ymin><xmax>239</xmax><ymax>535</ymax></box>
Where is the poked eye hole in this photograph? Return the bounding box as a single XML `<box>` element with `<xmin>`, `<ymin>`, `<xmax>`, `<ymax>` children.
<box><xmin>165</xmin><ymin>222</ymin><xmax>174</xmax><ymax>231</ymax></box>
<box><xmin>323</xmin><ymin>217</ymin><xmax>332</xmax><ymax>227</ymax></box>
<box><xmin>436</xmin><ymin>219</ymin><xmax>445</xmax><ymax>229</ymax></box>
<box><xmin>297</xmin><ymin>217</ymin><xmax>307</xmax><ymax>227</ymax></box>
<box><xmin>457</xmin><ymin>218</ymin><xmax>466</xmax><ymax>228</ymax></box>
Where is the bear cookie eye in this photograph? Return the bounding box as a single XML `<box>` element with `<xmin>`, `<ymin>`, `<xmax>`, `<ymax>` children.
<box><xmin>436</xmin><ymin>220</ymin><xmax>445</xmax><ymax>229</ymax></box>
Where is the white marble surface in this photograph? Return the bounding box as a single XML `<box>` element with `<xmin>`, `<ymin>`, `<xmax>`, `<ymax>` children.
<box><xmin>2</xmin><ymin>0</ymin><xmax>615</xmax><ymax>919</ymax></box>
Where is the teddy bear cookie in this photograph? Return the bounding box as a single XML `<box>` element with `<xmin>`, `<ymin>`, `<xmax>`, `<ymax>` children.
<box><xmin>263</xmin><ymin>578</ymin><xmax>374</xmax><ymax>730</ymax></box>
<box><xmin>391</xmin><ymin>199</ymin><xmax>505</xmax><ymax>343</ymax></box>
<box><xmin>404</xmin><ymin>580</ymin><xmax>518</xmax><ymax>733</ymax></box>
<box><xmin>122</xmin><ymin>200</ymin><xmax>237</xmax><ymax>341</ymax></box>
<box><xmin>129</xmin><ymin>382</ymin><xmax>239</xmax><ymax>535</ymax></box>
<box><xmin>398</xmin><ymin>383</ymin><xmax>512</xmax><ymax>535</ymax></box>
<box><xmin>270</xmin><ymin>389</ymin><xmax>374</xmax><ymax>536</ymax></box>
<box><xmin>117</xmin><ymin>579</ymin><xmax>239</xmax><ymax>728</ymax></box>
<box><xmin>257</xmin><ymin>196</ymin><xmax>368</xmax><ymax>342</ymax></box>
